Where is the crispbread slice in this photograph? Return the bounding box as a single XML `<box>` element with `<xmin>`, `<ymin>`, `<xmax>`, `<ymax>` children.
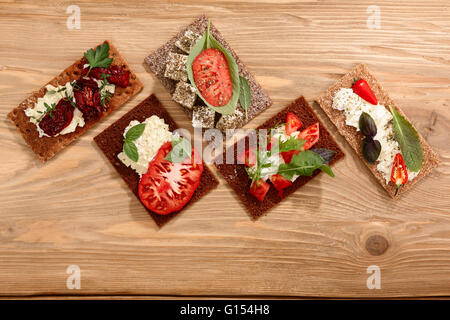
<box><xmin>145</xmin><ymin>14</ymin><xmax>272</xmax><ymax>129</ymax></box>
<box><xmin>316</xmin><ymin>63</ymin><xmax>440</xmax><ymax>198</ymax></box>
<box><xmin>8</xmin><ymin>40</ymin><xmax>143</xmax><ymax>162</ymax></box>
<box><xmin>93</xmin><ymin>94</ymin><xmax>219</xmax><ymax>227</ymax></box>
<box><xmin>215</xmin><ymin>96</ymin><xmax>345</xmax><ymax>219</ymax></box>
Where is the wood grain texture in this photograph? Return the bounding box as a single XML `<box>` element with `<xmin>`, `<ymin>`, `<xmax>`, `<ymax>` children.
<box><xmin>0</xmin><ymin>0</ymin><xmax>449</xmax><ymax>298</ymax></box>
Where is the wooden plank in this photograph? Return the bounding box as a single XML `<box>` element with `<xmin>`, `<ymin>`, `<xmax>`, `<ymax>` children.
<box><xmin>0</xmin><ymin>0</ymin><xmax>449</xmax><ymax>298</ymax></box>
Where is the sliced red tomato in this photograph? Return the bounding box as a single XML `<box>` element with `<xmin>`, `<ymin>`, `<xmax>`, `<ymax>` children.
<box><xmin>285</xmin><ymin>112</ymin><xmax>303</xmax><ymax>135</ymax></box>
<box><xmin>281</xmin><ymin>150</ymin><xmax>298</xmax><ymax>164</ymax></box>
<box><xmin>281</xmin><ymin>122</ymin><xmax>320</xmax><ymax>164</ymax></box>
<box><xmin>237</xmin><ymin>148</ymin><xmax>256</xmax><ymax>167</ymax></box>
<box><xmin>299</xmin><ymin>122</ymin><xmax>320</xmax><ymax>151</ymax></box>
<box><xmin>249</xmin><ymin>179</ymin><xmax>270</xmax><ymax>202</ymax></box>
<box><xmin>192</xmin><ymin>48</ymin><xmax>233</xmax><ymax>107</ymax></box>
<box><xmin>138</xmin><ymin>142</ymin><xmax>204</xmax><ymax>215</ymax></box>
<box><xmin>267</xmin><ymin>135</ymin><xmax>277</xmax><ymax>151</ymax></box>
<box><xmin>269</xmin><ymin>174</ymin><xmax>292</xmax><ymax>191</ymax></box>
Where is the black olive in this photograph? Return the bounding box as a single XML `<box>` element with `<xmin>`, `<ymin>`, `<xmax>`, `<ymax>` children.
<box><xmin>362</xmin><ymin>136</ymin><xmax>381</xmax><ymax>164</ymax></box>
<box><xmin>359</xmin><ymin>112</ymin><xmax>377</xmax><ymax>137</ymax></box>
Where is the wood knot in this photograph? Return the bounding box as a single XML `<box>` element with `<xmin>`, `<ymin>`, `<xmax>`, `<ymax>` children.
<box><xmin>365</xmin><ymin>235</ymin><xmax>389</xmax><ymax>256</ymax></box>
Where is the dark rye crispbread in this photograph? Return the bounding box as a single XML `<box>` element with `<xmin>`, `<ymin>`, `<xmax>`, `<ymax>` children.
<box><xmin>8</xmin><ymin>40</ymin><xmax>143</xmax><ymax>162</ymax></box>
<box><xmin>215</xmin><ymin>96</ymin><xmax>345</xmax><ymax>219</ymax></box>
<box><xmin>93</xmin><ymin>94</ymin><xmax>219</xmax><ymax>227</ymax></box>
<box><xmin>316</xmin><ymin>63</ymin><xmax>440</xmax><ymax>199</ymax></box>
<box><xmin>144</xmin><ymin>14</ymin><xmax>272</xmax><ymax>129</ymax></box>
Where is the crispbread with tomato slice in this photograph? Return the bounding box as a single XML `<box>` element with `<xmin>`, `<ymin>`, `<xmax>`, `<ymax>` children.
<box><xmin>316</xmin><ymin>63</ymin><xmax>441</xmax><ymax>198</ymax></box>
<box><xmin>215</xmin><ymin>96</ymin><xmax>345</xmax><ymax>219</ymax></box>
<box><xmin>93</xmin><ymin>94</ymin><xmax>219</xmax><ymax>227</ymax></box>
<box><xmin>145</xmin><ymin>14</ymin><xmax>272</xmax><ymax>130</ymax></box>
<box><xmin>8</xmin><ymin>40</ymin><xmax>143</xmax><ymax>162</ymax></box>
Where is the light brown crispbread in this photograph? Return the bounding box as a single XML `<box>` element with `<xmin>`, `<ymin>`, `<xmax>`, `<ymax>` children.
<box><xmin>8</xmin><ymin>40</ymin><xmax>143</xmax><ymax>162</ymax></box>
<box><xmin>144</xmin><ymin>14</ymin><xmax>272</xmax><ymax>129</ymax></box>
<box><xmin>316</xmin><ymin>64</ymin><xmax>440</xmax><ymax>198</ymax></box>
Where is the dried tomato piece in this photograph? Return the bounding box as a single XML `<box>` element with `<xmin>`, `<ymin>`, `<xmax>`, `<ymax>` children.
<box><xmin>39</xmin><ymin>99</ymin><xmax>74</xmax><ymax>136</ymax></box>
<box><xmin>74</xmin><ymin>78</ymin><xmax>103</xmax><ymax>120</ymax></box>
<box><xmin>82</xmin><ymin>65</ymin><xmax>130</xmax><ymax>88</ymax></box>
<box><xmin>107</xmin><ymin>65</ymin><xmax>130</xmax><ymax>88</ymax></box>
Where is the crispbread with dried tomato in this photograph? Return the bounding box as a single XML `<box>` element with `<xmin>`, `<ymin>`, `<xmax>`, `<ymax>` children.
<box><xmin>215</xmin><ymin>96</ymin><xmax>345</xmax><ymax>219</ymax></box>
<box><xmin>8</xmin><ymin>40</ymin><xmax>143</xmax><ymax>162</ymax></box>
<box><xmin>93</xmin><ymin>94</ymin><xmax>219</xmax><ymax>227</ymax></box>
<box><xmin>316</xmin><ymin>64</ymin><xmax>441</xmax><ymax>198</ymax></box>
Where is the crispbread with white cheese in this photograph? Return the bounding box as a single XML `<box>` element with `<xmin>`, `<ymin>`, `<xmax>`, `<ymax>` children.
<box><xmin>316</xmin><ymin>64</ymin><xmax>440</xmax><ymax>198</ymax></box>
<box><xmin>8</xmin><ymin>40</ymin><xmax>143</xmax><ymax>162</ymax></box>
<box><xmin>93</xmin><ymin>94</ymin><xmax>219</xmax><ymax>227</ymax></box>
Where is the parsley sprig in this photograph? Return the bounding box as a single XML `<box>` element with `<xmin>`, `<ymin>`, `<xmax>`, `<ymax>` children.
<box><xmin>83</xmin><ymin>43</ymin><xmax>113</xmax><ymax>76</ymax></box>
<box><xmin>32</xmin><ymin>102</ymin><xmax>56</xmax><ymax>123</ymax></box>
<box><xmin>99</xmin><ymin>72</ymin><xmax>112</xmax><ymax>106</ymax></box>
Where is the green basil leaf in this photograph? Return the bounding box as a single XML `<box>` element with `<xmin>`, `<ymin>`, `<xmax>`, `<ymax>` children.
<box><xmin>123</xmin><ymin>141</ymin><xmax>138</xmax><ymax>162</ymax></box>
<box><xmin>186</xmin><ymin>20</ymin><xmax>240</xmax><ymax>115</ymax></box>
<box><xmin>277</xmin><ymin>150</ymin><xmax>334</xmax><ymax>179</ymax></box>
<box><xmin>165</xmin><ymin>136</ymin><xmax>192</xmax><ymax>163</ymax></box>
<box><xmin>125</xmin><ymin>123</ymin><xmax>146</xmax><ymax>141</ymax></box>
<box><xmin>239</xmin><ymin>76</ymin><xmax>251</xmax><ymax>117</ymax></box>
<box><xmin>389</xmin><ymin>106</ymin><xmax>423</xmax><ymax>172</ymax></box>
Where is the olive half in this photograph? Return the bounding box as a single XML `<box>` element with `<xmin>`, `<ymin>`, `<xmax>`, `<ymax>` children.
<box><xmin>362</xmin><ymin>136</ymin><xmax>381</xmax><ymax>164</ymax></box>
<box><xmin>359</xmin><ymin>112</ymin><xmax>377</xmax><ymax>137</ymax></box>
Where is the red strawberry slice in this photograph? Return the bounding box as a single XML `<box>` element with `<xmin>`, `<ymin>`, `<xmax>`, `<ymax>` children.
<box><xmin>192</xmin><ymin>48</ymin><xmax>233</xmax><ymax>107</ymax></box>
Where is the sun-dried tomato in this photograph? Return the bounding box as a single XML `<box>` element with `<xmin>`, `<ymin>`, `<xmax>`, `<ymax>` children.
<box><xmin>74</xmin><ymin>78</ymin><xmax>103</xmax><ymax>120</ymax></box>
<box><xmin>82</xmin><ymin>65</ymin><xmax>130</xmax><ymax>88</ymax></box>
<box><xmin>39</xmin><ymin>99</ymin><xmax>74</xmax><ymax>136</ymax></box>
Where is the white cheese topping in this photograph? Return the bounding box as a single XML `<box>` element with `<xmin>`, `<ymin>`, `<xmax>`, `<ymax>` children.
<box><xmin>247</xmin><ymin>126</ymin><xmax>301</xmax><ymax>183</ymax></box>
<box><xmin>332</xmin><ymin>88</ymin><xmax>419</xmax><ymax>184</ymax></box>
<box><xmin>93</xmin><ymin>78</ymin><xmax>115</xmax><ymax>98</ymax></box>
<box><xmin>117</xmin><ymin>116</ymin><xmax>173</xmax><ymax>176</ymax></box>
<box><xmin>25</xmin><ymin>82</ymin><xmax>85</xmax><ymax>137</ymax></box>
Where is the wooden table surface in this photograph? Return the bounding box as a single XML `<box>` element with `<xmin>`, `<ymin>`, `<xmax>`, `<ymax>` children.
<box><xmin>0</xmin><ymin>0</ymin><xmax>449</xmax><ymax>299</ymax></box>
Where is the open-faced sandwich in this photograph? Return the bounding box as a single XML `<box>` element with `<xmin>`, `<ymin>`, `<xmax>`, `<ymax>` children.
<box><xmin>94</xmin><ymin>94</ymin><xmax>219</xmax><ymax>226</ymax></box>
<box><xmin>215</xmin><ymin>97</ymin><xmax>345</xmax><ymax>219</ymax></box>
<box><xmin>145</xmin><ymin>14</ymin><xmax>272</xmax><ymax>131</ymax></box>
<box><xmin>8</xmin><ymin>41</ymin><xmax>143</xmax><ymax>162</ymax></box>
<box><xmin>317</xmin><ymin>64</ymin><xmax>440</xmax><ymax>198</ymax></box>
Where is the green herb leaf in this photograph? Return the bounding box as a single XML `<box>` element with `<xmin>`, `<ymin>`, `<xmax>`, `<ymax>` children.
<box><xmin>277</xmin><ymin>150</ymin><xmax>334</xmax><ymax>180</ymax></box>
<box><xmin>278</xmin><ymin>136</ymin><xmax>305</xmax><ymax>153</ymax></box>
<box><xmin>83</xmin><ymin>43</ymin><xmax>113</xmax><ymax>75</ymax></box>
<box><xmin>186</xmin><ymin>20</ymin><xmax>241</xmax><ymax>115</ymax></box>
<box><xmin>389</xmin><ymin>106</ymin><xmax>423</xmax><ymax>172</ymax></box>
<box><xmin>123</xmin><ymin>140</ymin><xmax>138</xmax><ymax>162</ymax></box>
<box><xmin>125</xmin><ymin>123</ymin><xmax>146</xmax><ymax>141</ymax></box>
<box><xmin>239</xmin><ymin>76</ymin><xmax>251</xmax><ymax>118</ymax></box>
<box><xmin>165</xmin><ymin>136</ymin><xmax>192</xmax><ymax>163</ymax></box>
